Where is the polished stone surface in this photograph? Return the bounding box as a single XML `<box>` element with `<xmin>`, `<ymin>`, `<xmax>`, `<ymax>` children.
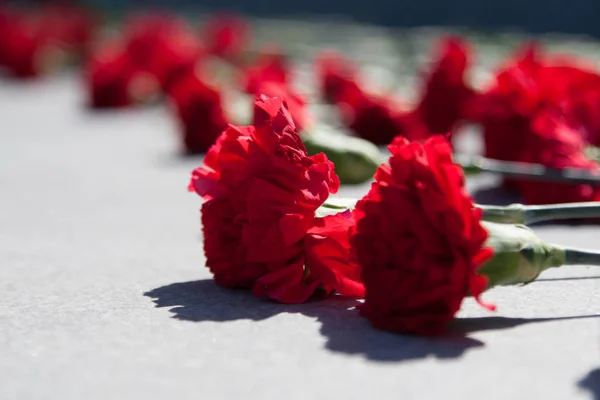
<box><xmin>1</xmin><ymin>25</ymin><xmax>600</xmax><ymax>400</ymax></box>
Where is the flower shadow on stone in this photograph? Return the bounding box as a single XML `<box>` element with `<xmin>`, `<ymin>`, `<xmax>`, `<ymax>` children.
<box><xmin>145</xmin><ymin>279</ymin><xmax>483</xmax><ymax>362</ymax></box>
<box><xmin>579</xmin><ymin>368</ymin><xmax>600</xmax><ymax>400</ymax></box>
<box><xmin>145</xmin><ymin>279</ymin><xmax>600</xmax><ymax>363</ymax></box>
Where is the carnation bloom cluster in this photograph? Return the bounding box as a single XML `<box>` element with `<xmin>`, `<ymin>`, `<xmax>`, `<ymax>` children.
<box><xmin>188</xmin><ymin>96</ymin><xmax>503</xmax><ymax>335</ymax></box>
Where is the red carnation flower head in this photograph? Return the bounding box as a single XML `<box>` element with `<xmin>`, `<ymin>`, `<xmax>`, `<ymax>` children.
<box><xmin>242</xmin><ymin>47</ymin><xmax>289</xmax><ymax>94</ymax></box>
<box><xmin>0</xmin><ymin>5</ymin><xmax>12</xmax><ymax>66</ymax></box>
<box><xmin>35</xmin><ymin>3</ymin><xmax>97</xmax><ymax>57</ymax></box>
<box><xmin>315</xmin><ymin>50</ymin><xmax>360</xmax><ymax>104</ymax></box>
<box><xmin>188</xmin><ymin>96</ymin><xmax>363</xmax><ymax>303</ymax></box>
<box><xmin>540</xmin><ymin>62</ymin><xmax>600</xmax><ymax>147</ymax></box>
<box><xmin>351</xmin><ymin>135</ymin><xmax>493</xmax><ymax>336</ymax></box>
<box><xmin>336</xmin><ymin>82</ymin><xmax>407</xmax><ymax>145</ymax></box>
<box><xmin>473</xmin><ymin>44</ymin><xmax>545</xmax><ymax>162</ymax></box>
<box><xmin>411</xmin><ymin>36</ymin><xmax>475</xmax><ymax>137</ymax></box>
<box><xmin>122</xmin><ymin>14</ymin><xmax>202</xmax><ymax>92</ymax></box>
<box><xmin>122</xmin><ymin>13</ymin><xmax>185</xmax><ymax>64</ymax></box>
<box><xmin>1</xmin><ymin>14</ymin><xmax>61</xmax><ymax>78</ymax></box>
<box><xmin>474</xmin><ymin>44</ymin><xmax>600</xmax><ymax>160</ymax></box>
<box><xmin>202</xmin><ymin>13</ymin><xmax>251</xmax><ymax>61</ymax></box>
<box><xmin>0</xmin><ymin>5</ymin><xmax>95</xmax><ymax>78</ymax></box>
<box><xmin>474</xmin><ymin>44</ymin><xmax>600</xmax><ymax>200</ymax></box>
<box><xmin>252</xmin><ymin>81</ymin><xmax>310</xmax><ymax>131</ymax></box>
<box><xmin>148</xmin><ymin>28</ymin><xmax>204</xmax><ymax>93</ymax></box>
<box><xmin>168</xmin><ymin>70</ymin><xmax>229</xmax><ymax>154</ymax></box>
<box><xmin>86</xmin><ymin>43</ymin><xmax>158</xmax><ymax>108</ymax></box>
<box><xmin>514</xmin><ymin>110</ymin><xmax>600</xmax><ymax>204</ymax></box>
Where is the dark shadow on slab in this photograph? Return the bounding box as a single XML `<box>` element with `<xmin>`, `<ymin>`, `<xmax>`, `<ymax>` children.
<box><xmin>450</xmin><ymin>315</ymin><xmax>600</xmax><ymax>334</ymax></box>
<box><xmin>144</xmin><ymin>279</ymin><xmax>483</xmax><ymax>362</ymax></box>
<box><xmin>472</xmin><ymin>186</ymin><xmax>521</xmax><ymax>206</ymax></box>
<box><xmin>579</xmin><ymin>368</ymin><xmax>600</xmax><ymax>400</ymax></box>
<box><xmin>306</xmin><ymin>296</ymin><xmax>485</xmax><ymax>362</ymax></box>
<box><xmin>154</xmin><ymin>152</ymin><xmax>206</xmax><ymax>168</ymax></box>
<box><xmin>146</xmin><ymin>279</ymin><xmax>307</xmax><ymax>322</ymax></box>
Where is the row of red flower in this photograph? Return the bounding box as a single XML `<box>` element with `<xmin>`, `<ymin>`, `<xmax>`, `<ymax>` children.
<box><xmin>2</xmin><ymin>5</ymin><xmax>600</xmax><ymax>208</ymax></box>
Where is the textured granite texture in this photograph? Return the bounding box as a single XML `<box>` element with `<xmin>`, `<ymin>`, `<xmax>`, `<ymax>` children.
<box><xmin>1</xmin><ymin>24</ymin><xmax>600</xmax><ymax>400</ymax></box>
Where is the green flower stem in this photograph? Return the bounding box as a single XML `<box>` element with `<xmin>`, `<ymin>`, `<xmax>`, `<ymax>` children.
<box><xmin>564</xmin><ymin>247</ymin><xmax>600</xmax><ymax>266</ymax></box>
<box><xmin>478</xmin><ymin>222</ymin><xmax>565</xmax><ymax>288</ymax></box>
<box><xmin>314</xmin><ymin>209</ymin><xmax>600</xmax><ymax>288</ymax></box>
<box><xmin>303</xmin><ymin>127</ymin><xmax>385</xmax><ymax>185</ymax></box>
<box><xmin>478</xmin><ymin>202</ymin><xmax>600</xmax><ymax>225</ymax></box>
<box><xmin>455</xmin><ymin>154</ymin><xmax>600</xmax><ymax>185</ymax></box>
<box><xmin>468</xmin><ymin>222</ymin><xmax>600</xmax><ymax>290</ymax></box>
<box><xmin>324</xmin><ymin>197</ymin><xmax>600</xmax><ymax>225</ymax></box>
<box><xmin>585</xmin><ymin>146</ymin><xmax>600</xmax><ymax>162</ymax></box>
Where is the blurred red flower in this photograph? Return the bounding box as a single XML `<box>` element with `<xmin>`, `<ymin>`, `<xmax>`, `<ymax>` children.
<box><xmin>336</xmin><ymin>81</ymin><xmax>407</xmax><ymax>145</ymax></box>
<box><xmin>252</xmin><ymin>81</ymin><xmax>310</xmax><ymax>131</ymax></box>
<box><xmin>86</xmin><ymin>13</ymin><xmax>202</xmax><ymax>108</ymax></box>
<box><xmin>0</xmin><ymin>4</ymin><xmax>95</xmax><ymax>78</ymax></box>
<box><xmin>315</xmin><ymin>50</ymin><xmax>361</xmax><ymax>104</ymax></box>
<box><xmin>513</xmin><ymin>111</ymin><xmax>600</xmax><ymax>204</ymax></box>
<box><xmin>474</xmin><ymin>44</ymin><xmax>600</xmax><ymax>203</ymax></box>
<box><xmin>242</xmin><ymin>48</ymin><xmax>289</xmax><ymax>94</ymax></box>
<box><xmin>202</xmin><ymin>13</ymin><xmax>251</xmax><ymax>61</ymax></box>
<box><xmin>409</xmin><ymin>36</ymin><xmax>475</xmax><ymax>138</ymax></box>
<box><xmin>86</xmin><ymin>44</ymin><xmax>141</xmax><ymax>108</ymax></box>
<box><xmin>168</xmin><ymin>71</ymin><xmax>229</xmax><ymax>154</ymax></box>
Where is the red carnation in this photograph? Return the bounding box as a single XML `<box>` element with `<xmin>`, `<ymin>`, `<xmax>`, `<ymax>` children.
<box><xmin>35</xmin><ymin>4</ymin><xmax>96</xmax><ymax>57</ymax></box>
<box><xmin>252</xmin><ymin>81</ymin><xmax>310</xmax><ymax>131</ymax></box>
<box><xmin>473</xmin><ymin>45</ymin><xmax>544</xmax><ymax>162</ymax></box>
<box><xmin>515</xmin><ymin>111</ymin><xmax>600</xmax><ymax>204</ymax></box>
<box><xmin>243</xmin><ymin>48</ymin><xmax>289</xmax><ymax>94</ymax></box>
<box><xmin>202</xmin><ymin>13</ymin><xmax>250</xmax><ymax>61</ymax></box>
<box><xmin>351</xmin><ymin>135</ymin><xmax>493</xmax><ymax>336</ymax></box>
<box><xmin>122</xmin><ymin>14</ymin><xmax>185</xmax><ymax>65</ymax></box>
<box><xmin>86</xmin><ymin>44</ymin><xmax>158</xmax><ymax>108</ymax></box>
<box><xmin>86</xmin><ymin>14</ymin><xmax>201</xmax><ymax>108</ymax></box>
<box><xmin>315</xmin><ymin>50</ymin><xmax>360</xmax><ymax>104</ymax></box>
<box><xmin>474</xmin><ymin>44</ymin><xmax>600</xmax><ymax>202</ymax></box>
<box><xmin>337</xmin><ymin>82</ymin><xmax>407</xmax><ymax>145</ymax></box>
<box><xmin>189</xmin><ymin>96</ymin><xmax>363</xmax><ymax>303</ymax></box>
<box><xmin>169</xmin><ymin>71</ymin><xmax>229</xmax><ymax>154</ymax></box>
<box><xmin>410</xmin><ymin>36</ymin><xmax>475</xmax><ymax>137</ymax></box>
<box><xmin>123</xmin><ymin>14</ymin><xmax>202</xmax><ymax>92</ymax></box>
<box><xmin>0</xmin><ymin>5</ymin><xmax>94</xmax><ymax>78</ymax></box>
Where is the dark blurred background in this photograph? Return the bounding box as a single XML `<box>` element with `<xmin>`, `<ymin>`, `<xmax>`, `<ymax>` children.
<box><xmin>28</xmin><ymin>0</ymin><xmax>600</xmax><ymax>37</ymax></box>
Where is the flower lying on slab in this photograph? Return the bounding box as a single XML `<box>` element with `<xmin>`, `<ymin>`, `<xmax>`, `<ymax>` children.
<box><xmin>350</xmin><ymin>135</ymin><xmax>495</xmax><ymax>336</ymax></box>
<box><xmin>188</xmin><ymin>95</ymin><xmax>364</xmax><ymax>303</ymax></box>
<box><xmin>347</xmin><ymin>135</ymin><xmax>600</xmax><ymax>336</ymax></box>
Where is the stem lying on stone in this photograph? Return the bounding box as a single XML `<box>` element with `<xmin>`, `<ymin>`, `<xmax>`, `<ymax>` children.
<box><xmin>564</xmin><ymin>247</ymin><xmax>600</xmax><ymax>266</ymax></box>
<box><xmin>456</xmin><ymin>154</ymin><xmax>600</xmax><ymax>185</ymax></box>
<box><xmin>478</xmin><ymin>202</ymin><xmax>600</xmax><ymax>224</ymax></box>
